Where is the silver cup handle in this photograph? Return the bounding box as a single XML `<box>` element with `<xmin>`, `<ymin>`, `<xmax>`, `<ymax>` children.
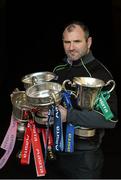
<box><xmin>62</xmin><ymin>79</ymin><xmax>72</xmax><ymax>90</ymax></box>
<box><xmin>105</xmin><ymin>80</ymin><xmax>116</xmax><ymax>93</ymax></box>
<box><xmin>62</xmin><ymin>79</ymin><xmax>77</xmax><ymax>98</ymax></box>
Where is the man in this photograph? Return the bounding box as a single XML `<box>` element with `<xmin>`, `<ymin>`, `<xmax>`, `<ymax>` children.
<box><xmin>51</xmin><ymin>21</ymin><xmax>118</xmax><ymax>179</ymax></box>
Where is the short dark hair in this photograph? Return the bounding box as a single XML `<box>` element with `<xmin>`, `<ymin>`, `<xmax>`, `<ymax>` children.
<box><xmin>63</xmin><ymin>20</ymin><xmax>90</xmax><ymax>40</ymax></box>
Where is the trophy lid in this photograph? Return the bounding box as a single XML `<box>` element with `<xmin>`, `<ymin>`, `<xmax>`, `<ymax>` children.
<box><xmin>21</xmin><ymin>71</ymin><xmax>57</xmax><ymax>89</ymax></box>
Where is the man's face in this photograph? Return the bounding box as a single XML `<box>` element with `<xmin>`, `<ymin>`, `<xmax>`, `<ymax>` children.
<box><xmin>63</xmin><ymin>25</ymin><xmax>92</xmax><ymax>62</ymax></box>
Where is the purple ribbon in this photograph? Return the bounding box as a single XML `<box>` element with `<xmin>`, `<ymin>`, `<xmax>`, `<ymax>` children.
<box><xmin>0</xmin><ymin>115</ymin><xmax>17</xmax><ymax>169</ymax></box>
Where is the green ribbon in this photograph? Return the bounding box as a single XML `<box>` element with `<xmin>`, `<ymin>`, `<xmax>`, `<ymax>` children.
<box><xmin>95</xmin><ymin>91</ymin><xmax>114</xmax><ymax>120</ymax></box>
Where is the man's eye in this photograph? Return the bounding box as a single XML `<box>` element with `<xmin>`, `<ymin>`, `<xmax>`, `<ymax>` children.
<box><xmin>74</xmin><ymin>40</ymin><xmax>82</xmax><ymax>43</ymax></box>
<box><xmin>64</xmin><ymin>41</ymin><xmax>70</xmax><ymax>44</ymax></box>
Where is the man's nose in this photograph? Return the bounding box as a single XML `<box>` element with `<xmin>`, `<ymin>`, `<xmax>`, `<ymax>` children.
<box><xmin>69</xmin><ymin>42</ymin><xmax>74</xmax><ymax>50</ymax></box>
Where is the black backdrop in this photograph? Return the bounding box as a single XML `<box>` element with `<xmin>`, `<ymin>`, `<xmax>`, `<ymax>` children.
<box><xmin>0</xmin><ymin>0</ymin><xmax>121</xmax><ymax>178</ymax></box>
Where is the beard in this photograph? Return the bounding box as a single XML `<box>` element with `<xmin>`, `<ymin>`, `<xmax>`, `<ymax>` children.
<box><xmin>66</xmin><ymin>49</ymin><xmax>88</xmax><ymax>61</ymax></box>
<box><xmin>67</xmin><ymin>53</ymin><xmax>81</xmax><ymax>61</ymax></box>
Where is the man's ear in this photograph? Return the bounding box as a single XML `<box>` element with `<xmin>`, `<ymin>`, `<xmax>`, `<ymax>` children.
<box><xmin>87</xmin><ymin>37</ymin><xmax>92</xmax><ymax>49</ymax></box>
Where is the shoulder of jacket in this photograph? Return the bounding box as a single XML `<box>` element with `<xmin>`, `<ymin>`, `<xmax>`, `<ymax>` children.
<box><xmin>95</xmin><ymin>59</ymin><xmax>113</xmax><ymax>78</ymax></box>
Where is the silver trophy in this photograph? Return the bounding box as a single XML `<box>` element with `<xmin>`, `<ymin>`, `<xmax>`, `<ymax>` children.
<box><xmin>63</xmin><ymin>77</ymin><xmax>115</xmax><ymax>110</ymax></box>
<box><xmin>10</xmin><ymin>89</ymin><xmax>32</xmax><ymax>158</ymax></box>
<box><xmin>19</xmin><ymin>71</ymin><xmax>58</xmax><ymax>125</ymax></box>
<box><xmin>10</xmin><ymin>72</ymin><xmax>59</xmax><ymax>158</ymax></box>
<box><xmin>11</xmin><ymin>90</ymin><xmax>31</xmax><ymax>140</ymax></box>
<box><xmin>25</xmin><ymin>81</ymin><xmax>62</xmax><ymax>125</ymax></box>
<box><xmin>62</xmin><ymin>77</ymin><xmax>115</xmax><ymax>138</ymax></box>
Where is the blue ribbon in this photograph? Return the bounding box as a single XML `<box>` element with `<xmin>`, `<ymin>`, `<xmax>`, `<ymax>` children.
<box><xmin>53</xmin><ymin>106</ymin><xmax>64</xmax><ymax>152</ymax></box>
<box><xmin>62</xmin><ymin>90</ymin><xmax>75</xmax><ymax>152</ymax></box>
<box><xmin>65</xmin><ymin>123</ymin><xmax>74</xmax><ymax>152</ymax></box>
<box><xmin>62</xmin><ymin>90</ymin><xmax>72</xmax><ymax>110</ymax></box>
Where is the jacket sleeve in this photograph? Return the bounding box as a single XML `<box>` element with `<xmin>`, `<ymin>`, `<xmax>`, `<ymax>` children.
<box><xmin>67</xmin><ymin>89</ymin><xmax>118</xmax><ymax>129</ymax></box>
<box><xmin>67</xmin><ymin>108</ymin><xmax>117</xmax><ymax>128</ymax></box>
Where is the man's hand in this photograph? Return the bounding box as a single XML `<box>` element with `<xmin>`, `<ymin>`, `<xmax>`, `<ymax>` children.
<box><xmin>58</xmin><ymin>105</ymin><xmax>67</xmax><ymax>122</ymax></box>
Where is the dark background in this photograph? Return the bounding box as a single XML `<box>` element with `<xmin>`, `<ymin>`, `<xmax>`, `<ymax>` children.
<box><xmin>0</xmin><ymin>0</ymin><xmax>121</xmax><ymax>178</ymax></box>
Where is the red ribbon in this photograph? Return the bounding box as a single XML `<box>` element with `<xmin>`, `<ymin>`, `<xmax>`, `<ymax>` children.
<box><xmin>31</xmin><ymin>124</ymin><xmax>46</xmax><ymax>177</ymax></box>
<box><xmin>21</xmin><ymin>120</ymin><xmax>46</xmax><ymax>177</ymax></box>
<box><xmin>21</xmin><ymin>121</ymin><xmax>32</xmax><ymax>165</ymax></box>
